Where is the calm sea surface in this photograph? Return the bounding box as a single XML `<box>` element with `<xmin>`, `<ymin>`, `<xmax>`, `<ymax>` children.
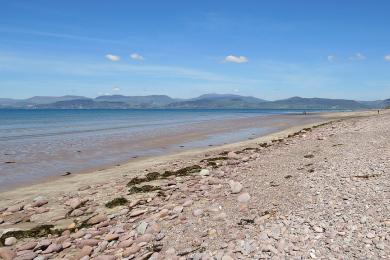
<box><xmin>0</xmin><ymin>109</ymin><xmax>327</xmax><ymax>191</ymax></box>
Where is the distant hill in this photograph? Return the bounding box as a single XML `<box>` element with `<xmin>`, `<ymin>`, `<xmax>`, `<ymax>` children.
<box><xmin>256</xmin><ymin>97</ymin><xmax>368</xmax><ymax>110</ymax></box>
<box><xmin>26</xmin><ymin>95</ymin><xmax>89</xmax><ymax>104</ymax></box>
<box><xmin>358</xmin><ymin>99</ymin><xmax>390</xmax><ymax>109</ymax></box>
<box><xmin>0</xmin><ymin>94</ymin><xmax>387</xmax><ymax>109</ymax></box>
<box><xmin>95</xmin><ymin>95</ymin><xmax>177</xmax><ymax>107</ymax></box>
<box><xmin>167</xmin><ymin>94</ymin><xmax>268</xmax><ymax>108</ymax></box>
<box><xmin>37</xmin><ymin>99</ymin><xmax>131</xmax><ymax>109</ymax></box>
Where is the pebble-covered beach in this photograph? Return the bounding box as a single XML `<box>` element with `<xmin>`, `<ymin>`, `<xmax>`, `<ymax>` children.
<box><xmin>0</xmin><ymin>111</ymin><xmax>389</xmax><ymax>259</ymax></box>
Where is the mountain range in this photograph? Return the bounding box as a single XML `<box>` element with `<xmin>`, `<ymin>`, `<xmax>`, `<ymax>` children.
<box><xmin>1</xmin><ymin>94</ymin><xmax>389</xmax><ymax>110</ymax></box>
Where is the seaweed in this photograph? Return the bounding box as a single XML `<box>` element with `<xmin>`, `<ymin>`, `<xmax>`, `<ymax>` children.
<box><xmin>0</xmin><ymin>225</ymin><xmax>61</xmax><ymax>246</ymax></box>
<box><xmin>105</xmin><ymin>197</ymin><xmax>129</xmax><ymax>208</ymax></box>
<box><xmin>128</xmin><ymin>185</ymin><xmax>161</xmax><ymax>194</ymax></box>
<box><xmin>200</xmin><ymin>156</ymin><xmax>228</xmax><ymax>163</ymax></box>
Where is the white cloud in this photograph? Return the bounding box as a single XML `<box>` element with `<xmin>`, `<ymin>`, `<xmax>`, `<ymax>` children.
<box><xmin>105</xmin><ymin>54</ymin><xmax>120</xmax><ymax>62</ymax></box>
<box><xmin>224</xmin><ymin>55</ymin><xmax>249</xmax><ymax>63</ymax></box>
<box><xmin>327</xmin><ymin>55</ymin><xmax>336</xmax><ymax>62</ymax></box>
<box><xmin>384</xmin><ymin>55</ymin><xmax>390</xmax><ymax>61</ymax></box>
<box><xmin>130</xmin><ymin>53</ymin><xmax>144</xmax><ymax>61</ymax></box>
<box><xmin>112</xmin><ymin>86</ymin><xmax>120</xmax><ymax>91</ymax></box>
<box><xmin>349</xmin><ymin>53</ymin><xmax>366</xmax><ymax>61</ymax></box>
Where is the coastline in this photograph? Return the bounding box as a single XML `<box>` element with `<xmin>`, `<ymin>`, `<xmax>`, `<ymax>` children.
<box><xmin>0</xmin><ymin>109</ymin><xmax>388</xmax><ymax>259</ymax></box>
<box><xmin>0</xmin><ymin>109</ymin><xmax>375</xmax><ymax>202</ymax></box>
<box><xmin>0</xmin><ymin>111</ymin><xmax>325</xmax><ymax>192</ymax></box>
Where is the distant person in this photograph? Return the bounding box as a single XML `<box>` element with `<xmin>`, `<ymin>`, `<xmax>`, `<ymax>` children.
<box><xmin>378</xmin><ymin>110</ymin><xmax>380</xmax><ymax>115</ymax></box>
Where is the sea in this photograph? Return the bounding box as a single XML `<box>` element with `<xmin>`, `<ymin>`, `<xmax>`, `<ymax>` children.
<box><xmin>0</xmin><ymin>109</ymin><xmax>328</xmax><ymax>191</ymax></box>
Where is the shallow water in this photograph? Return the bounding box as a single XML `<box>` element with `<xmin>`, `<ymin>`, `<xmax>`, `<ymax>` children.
<box><xmin>0</xmin><ymin>109</ymin><xmax>325</xmax><ymax>191</ymax></box>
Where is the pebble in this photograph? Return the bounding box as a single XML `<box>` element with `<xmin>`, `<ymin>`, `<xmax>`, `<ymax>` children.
<box><xmin>17</xmin><ymin>242</ymin><xmax>37</xmax><ymax>251</ymax></box>
<box><xmin>313</xmin><ymin>226</ymin><xmax>324</xmax><ymax>233</ymax></box>
<box><xmin>105</xmin><ymin>233</ymin><xmax>119</xmax><ymax>241</ymax></box>
<box><xmin>137</xmin><ymin>221</ymin><xmax>149</xmax><ymax>234</ymax></box>
<box><xmin>15</xmin><ymin>251</ymin><xmax>37</xmax><ymax>260</ymax></box>
<box><xmin>237</xmin><ymin>192</ymin><xmax>251</xmax><ymax>203</ymax></box>
<box><xmin>7</xmin><ymin>204</ymin><xmax>23</xmax><ymax>213</ymax></box>
<box><xmin>94</xmin><ymin>255</ymin><xmax>116</xmax><ymax>260</ymax></box>
<box><xmin>173</xmin><ymin>206</ymin><xmax>184</xmax><ymax>214</ymax></box>
<box><xmin>183</xmin><ymin>200</ymin><xmax>193</xmax><ymax>207</ymax></box>
<box><xmin>87</xmin><ymin>214</ymin><xmax>107</xmax><ymax>225</ymax></box>
<box><xmin>4</xmin><ymin>237</ymin><xmax>17</xmax><ymax>246</ymax></box>
<box><xmin>200</xmin><ymin>169</ymin><xmax>210</xmax><ymax>176</ymax></box>
<box><xmin>42</xmin><ymin>243</ymin><xmax>62</xmax><ymax>254</ymax></box>
<box><xmin>193</xmin><ymin>208</ymin><xmax>204</xmax><ymax>217</ymax></box>
<box><xmin>123</xmin><ymin>244</ymin><xmax>141</xmax><ymax>256</ymax></box>
<box><xmin>130</xmin><ymin>209</ymin><xmax>147</xmax><ymax>217</ymax></box>
<box><xmin>78</xmin><ymin>245</ymin><xmax>93</xmax><ymax>258</ymax></box>
<box><xmin>0</xmin><ymin>248</ymin><xmax>15</xmax><ymax>260</ymax></box>
<box><xmin>228</xmin><ymin>180</ymin><xmax>243</xmax><ymax>194</ymax></box>
<box><xmin>31</xmin><ymin>199</ymin><xmax>48</xmax><ymax>208</ymax></box>
<box><xmin>67</xmin><ymin>198</ymin><xmax>84</xmax><ymax>209</ymax></box>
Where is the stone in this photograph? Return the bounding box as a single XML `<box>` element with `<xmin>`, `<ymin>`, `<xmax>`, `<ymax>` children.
<box><xmin>237</xmin><ymin>192</ymin><xmax>251</xmax><ymax>203</ymax></box>
<box><xmin>78</xmin><ymin>185</ymin><xmax>91</xmax><ymax>191</ymax></box>
<box><xmin>15</xmin><ymin>251</ymin><xmax>37</xmax><ymax>260</ymax></box>
<box><xmin>4</xmin><ymin>237</ymin><xmax>17</xmax><ymax>246</ymax></box>
<box><xmin>78</xmin><ymin>245</ymin><xmax>93</xmax><ymax>258</ymax></box>
<box><xmin>0</xmin><ymin>248</ymin><xmax>16</xmax><ymax>260</ymax></box>
<box><xmin>105</xmin><ymin>234</ymin><xmax>119</xmax><ymax>241</ymax></box>
<box><xmin>78</xmin><ymin>239</ymin><xmax>100</xmax><ymax>248</ymax></box>
<box><xmin>136</xmin><ymin>233</ymin><xmax>154</xmax><ymax>243</ymax></box>
<box><xmin>87</xmin><ymin>214</ymin><xmax>107</xmax><ymax>225</ymax></box>
<box><xmin>42</xmin><ymin>243</ymin><xmax>62</xmax><ymax>254</ymax></box>
<box><xmin>193</xmin><ymin>208</ymin><xmax>204</xmax><ymax>217</ymax></box>
<box><xmin>118</xmin><ymin>239</ymin><xmax>134</xmax><ymax>248</ymax></box>
<box><xmin>130</xmin><ymin>209</ymin><xmax>147</xmax><ymax>217</ymax></box>
<box><xmin>182</xmin><ymin>200</ymin><xmax>193</xmax><ymax>207</ymax></box>
<box><xmin>94</xmin><ymin>255</ymin><xmax>116</xmax><ymax>260</ymax></box>
<box><xmin>34</xmin><ymin>239</ymin><xmax>51</xmax><ymax>251</ymax></box>
<box><xmin>228</xmin><ymin>180</ymin><xmax>243</xmax><ymax>194</ymax></box>
<box><xmin>137</xmin><ymin>221</ymin><xmax>149</xmax><ymax>234</ymax></box>
<box><xmin>313</xmin><ymin>226</ymin><xmax>324</xmax><ymax>233</ymax></box>
<box><xmin>200</xmin><ymin>169</ymin><xmax>210</xmax><ymax>176</ymax></box>
<box><xmin>67</xmin><ymin>198</ymin><xmax>84</xmax><ymax>209</ymax></box>
<box><xmin>17</xmin><ymin>242</ymin><xmax>37</xmax><ymax>251</ymax></box>
<box><xmin>173</xmin><ymin>206</ymin><xmax>184</xmax><ymax>214</ymax></box>
<box><xmin>227</xmin><ymin>151</ymin><xmax>239</xmax><ymax>159</ymax></box>
<box><xmin>31</xmin><ymin>199</ymin><xmax>48</xmax><ymax>208</ymax></box>
<box><xmin>7</xmin><ymin>204</ymin><xmax>23</xmax><ymax>213</ymax></box>
<box><xmin>123</xmin><ymin>244</ymin><xmax>141</xmax><ymax>257</ymax></box>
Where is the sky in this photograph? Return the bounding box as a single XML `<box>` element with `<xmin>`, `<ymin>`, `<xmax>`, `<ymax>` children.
<box><xmin>1</xmin><ymin>0</ymin><xmax>390</xmax><ymax>100</ymax></box>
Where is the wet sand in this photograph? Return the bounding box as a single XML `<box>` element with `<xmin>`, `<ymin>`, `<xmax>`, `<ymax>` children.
<box><xmin>1</xmin><ymin>113</ymin><xmax>322</xmax><ymax>191</ymax></box>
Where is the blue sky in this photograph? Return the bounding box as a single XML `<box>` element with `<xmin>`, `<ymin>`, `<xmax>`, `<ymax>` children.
<box><xmin>1</xmin><ymin>0</ymin><xmax>390</xmax><ymax>100</ymax></box>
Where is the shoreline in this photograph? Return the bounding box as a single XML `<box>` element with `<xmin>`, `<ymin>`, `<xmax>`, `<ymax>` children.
<box><xmin>0</xmin><ymin>109</ymin><xmax>388</xmax><ymax>259</ymax></box>
<box><xmin>0</xmin><ymin>109</ymin><xmax>376</xmax><ymax>201</ymax></box>
<box><xmin>0</xmin><ymin>111</ymin><xmax>323</xmax><ymax>192</ymax></box>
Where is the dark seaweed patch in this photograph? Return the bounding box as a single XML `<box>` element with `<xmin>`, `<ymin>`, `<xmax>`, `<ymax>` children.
<box><xmin>105</xmin><ymin>197</ymin><xmax>129</xmax><ymax>208</ymax></box>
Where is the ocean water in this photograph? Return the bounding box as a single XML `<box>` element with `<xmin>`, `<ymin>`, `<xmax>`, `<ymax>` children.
<box><xmin>0</xmin><ymin>109</ymin><xmax>324</xmax><ymax>191</ymax></box>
